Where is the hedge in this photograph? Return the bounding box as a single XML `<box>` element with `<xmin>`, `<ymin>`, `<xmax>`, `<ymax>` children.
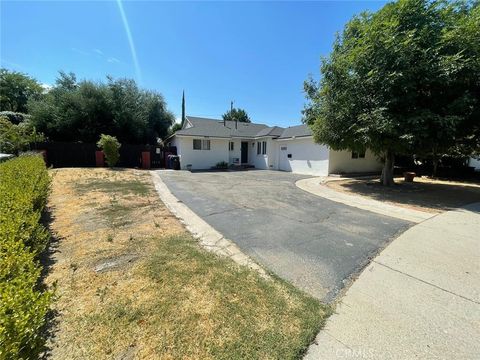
<box><xmin>0</xmin><ymin>155</ymin><xmax>52</xmax><ymax>359</ymax></box>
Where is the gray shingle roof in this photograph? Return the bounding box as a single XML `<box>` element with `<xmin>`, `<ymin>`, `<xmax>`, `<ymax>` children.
<box><xmin>278</xmin><ymin>124</ymin><xmax>312</xmax><ymax>139</ymax></box>
<box><xmin>175</xmin><ymin>116</ymin><xmax>285</xmax><ymax>139</ymax></box>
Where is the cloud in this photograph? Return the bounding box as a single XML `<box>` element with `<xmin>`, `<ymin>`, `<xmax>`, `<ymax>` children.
<box><xmin>71</xmin><ymin>47</ymin><xmax>89</xmax><ymax>56</ymax></box>
<box><xmin>71</xmin><ymin>48</ymin><xmax>121</xmax><ymax>64</ymax></box>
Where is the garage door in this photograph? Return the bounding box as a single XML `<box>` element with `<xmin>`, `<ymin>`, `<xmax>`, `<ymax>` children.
<box><xmin>278</xmin><ymin>138</ymin><xmax>329</xmax><ymax>176</ymax></box>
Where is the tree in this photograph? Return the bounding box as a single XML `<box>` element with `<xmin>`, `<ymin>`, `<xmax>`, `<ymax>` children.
<box><xmin>0</xmin><ymin>69</ymin><xmax>43</xmax><ymax>113</ymax></box>
<box><xmin>222</xmin><ymin>108</ymin><xmax>251</xmax><ymax>123</ymax></box>
<box><xmin>169</xmin><ymin>122</ymin><xmax>183</xmax><ymax>136</ymax></box>
<box><xmin>97</xmin><ymin>134</ymin><xmax>120</xmax><ymax>167</ymax></box>
<box><xmin>0</xmin><ymin>116</ymin><xmax>44</xmax><ymax>155</ymax></box>
<box><xmin>28</xmin><ymin>72</ymin><xmax>175</xmax><ymax>144</ymax></box>
<box><xmin>303</xmin><ymin>0</ymin><xmax>480</xmax><ymax>184</ymax></box>
<box><xmin>181</xmin><ymin>90</ymin><xmax>186</xmax><ymax>126</ymax></box>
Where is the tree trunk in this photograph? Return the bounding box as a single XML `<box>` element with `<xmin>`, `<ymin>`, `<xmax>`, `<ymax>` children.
<box><xmin>380</xmin><ymin>150</ymin><xmax>395</xmax><ymax>186</ymax></box>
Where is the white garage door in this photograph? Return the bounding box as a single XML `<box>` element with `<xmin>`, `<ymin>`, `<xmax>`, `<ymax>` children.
<box><xmin>277</xmin><ymin>138</ymin><xmax>329</xmax><ymax>176</ymax></box>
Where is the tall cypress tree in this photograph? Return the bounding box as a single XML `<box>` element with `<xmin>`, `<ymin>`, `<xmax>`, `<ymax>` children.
<box><xmin>181</xmin><ymin>90</ymin><xmax>186</xmax><ymax>126</ymax></box>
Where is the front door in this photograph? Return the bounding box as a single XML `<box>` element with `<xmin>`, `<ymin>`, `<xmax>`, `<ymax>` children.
<box><xmin>241</xmin><ymin>142</ymin><xmax>248</xmax><ymax>164</ymax></box>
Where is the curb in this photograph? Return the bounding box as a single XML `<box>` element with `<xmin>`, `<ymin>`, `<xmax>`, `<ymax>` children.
<box><xmin>296</xmin><ymin>177</ymin><xmax>434</xmax><ymax>223</ymax></box>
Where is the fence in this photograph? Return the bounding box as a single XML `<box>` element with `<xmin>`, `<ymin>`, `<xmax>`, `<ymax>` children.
<box><xmin>32</xmin><ymin>142</ymin><xmax>176</xmax><ymax>169</ymax></box>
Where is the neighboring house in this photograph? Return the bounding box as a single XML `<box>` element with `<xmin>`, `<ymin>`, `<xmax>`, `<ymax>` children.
<box><xmin>469</xmin><ymin>157</ymin><xmax>480</xmax><ymax>171</ymax></box>
<box><xmin>166</xmin><ymin>116</ymin><xmax>382</xmax><ymax>176</ymax></box>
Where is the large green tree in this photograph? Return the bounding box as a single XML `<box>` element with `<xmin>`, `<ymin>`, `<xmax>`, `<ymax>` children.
<box><xmin>28</xmin><ymin>72</ymin><xmax>174</xmax><ymax>144</ymax></box>
<box><xmin>304</xmin><ymin>0</ymin><xmax>480</xmax><ymax>184</ymax></box>
<box><xmin>222</xmin><ymin>107</ymin><xmax>251</xmax><ymax>123</ymax></box>
<box><xmin>0</xmin><ymin>69</ymin><xmax>43</xmax><ymax>113</ymax></box>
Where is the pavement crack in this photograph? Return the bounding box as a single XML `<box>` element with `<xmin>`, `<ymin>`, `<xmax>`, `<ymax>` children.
<box><xmin>373</xmin><ymin>260</ymin><xmax>480</xmax><ymax>305</ymax></box>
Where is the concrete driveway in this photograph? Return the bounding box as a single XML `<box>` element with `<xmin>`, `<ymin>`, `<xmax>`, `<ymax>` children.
<box><xmin>158</xmin><ymin>170</ymin><xmax>411</xmax><ymax>302</ymax></box>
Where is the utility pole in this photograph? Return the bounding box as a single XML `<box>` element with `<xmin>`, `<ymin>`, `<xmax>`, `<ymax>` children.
<box><xmin>230</xmin><ymin>100</ymin><xmax>234</xmax><ymax>111</ymax></box>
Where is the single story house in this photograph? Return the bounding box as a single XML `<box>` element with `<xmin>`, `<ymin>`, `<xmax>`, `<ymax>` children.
<box><xmin>166</xmin><ymin>116</ymin><xmax>383</xmax><ymax>176</ymax></box>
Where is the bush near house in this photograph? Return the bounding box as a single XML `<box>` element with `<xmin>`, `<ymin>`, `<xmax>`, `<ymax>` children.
<box><xmin>0</xmin><ymin>155</ymin><xmax>52</xmax><ymax>359</ymax></box>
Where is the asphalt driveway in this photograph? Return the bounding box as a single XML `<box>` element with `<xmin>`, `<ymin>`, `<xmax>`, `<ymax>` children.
<box><xmin>158</xmin><ymin>170</ymin><xmax>411</xmax><ymax>302</ymax></box>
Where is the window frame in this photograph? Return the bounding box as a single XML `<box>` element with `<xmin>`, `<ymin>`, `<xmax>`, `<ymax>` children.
<box><xmin>229</xmin><ymin>141</ymin><xmax>234</xmax><ymax>151</ymax></box>
<box><xmin>262</xmin><ymin>141</ymin><xmax>267</xmax><ymax>155</ymax></box>
<box><xmin>193</xmin><ymin>139</ymin><xmax>202</xmax><ymax>150</ymax></box>
<box><xmin>257</xmin><ymin>142</ymin><xmax>261</xmax><ymax>155</ymax></box>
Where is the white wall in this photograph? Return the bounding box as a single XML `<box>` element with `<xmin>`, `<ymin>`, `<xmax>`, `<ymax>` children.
<box><xmin>469</xmin><ymin>157</ymin><xmax>480</xmax><ymax>171</ymax></box>
<box><xmin>276</xmin><ymin>137</ymin><xmax>330</xmax><ymax>176</ymax></box>
<box><xmin>250</xmin><ymin>138</ymin><xmax>276</xmax><ymax>169</ymax></box>
<box><xmin>328</xmin><ymin>149</ymin><xmax>382</xmax><ymax>174</ymax></box>
<box><xmin>175</xmin><ymin>136</ymin><xmax>229</xmax><ymax>170</ymax></box>
<box><xmin>228</xmin><ymin>139</ymin><xmax>242</xmax><ymax>165</ymax></box>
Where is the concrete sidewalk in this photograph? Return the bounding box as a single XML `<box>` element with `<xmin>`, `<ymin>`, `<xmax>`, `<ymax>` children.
<box><xmin>305</xmin><ymin>203</ymin><xmax>480</xmax><ymax>359</ymax></box>
<box><xmin>296</xmin><ymin>177</ymin><xmax>434</xmax><ymax>223</ymax></box>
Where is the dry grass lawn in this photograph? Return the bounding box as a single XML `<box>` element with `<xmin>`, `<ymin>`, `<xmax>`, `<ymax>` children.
<box><xmin>326</xmin><ymin>176</ymin><xmax>480</xmax><ymax>213</ymax></box>
<box><xmin>44</xmin><ymin>168</ymin><xmax>328</xmax><ymax>359</ymax></box>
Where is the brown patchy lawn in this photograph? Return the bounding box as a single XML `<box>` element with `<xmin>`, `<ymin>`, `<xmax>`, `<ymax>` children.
<box><xmin>44</xmin><ymin>168</ymin><xmax>328</xmax><ymax>359</ymax></box>
<box><xmin>326</xmin><ymin>176</ymin><xmax>480</xmax><ymax>213</ymax></box>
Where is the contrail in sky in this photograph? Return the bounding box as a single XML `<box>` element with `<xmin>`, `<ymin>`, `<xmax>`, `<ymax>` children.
<box><xmin>116</xmin><ymin>0</ymin><xmax>142</xmax><ymax>83</ymax></box>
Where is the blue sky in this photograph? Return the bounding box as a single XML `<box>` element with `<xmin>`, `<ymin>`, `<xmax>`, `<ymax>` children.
<box><xmin>1</xmin><ymin>1</ymin><xmax>387</xmax><ymax>127</ymax></box>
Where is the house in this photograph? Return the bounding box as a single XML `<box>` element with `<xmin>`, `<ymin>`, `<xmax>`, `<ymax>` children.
<box><xmin>166</xmin><ymin>116</ymin><xmax>382</xmax><ymax>176</ymax></box>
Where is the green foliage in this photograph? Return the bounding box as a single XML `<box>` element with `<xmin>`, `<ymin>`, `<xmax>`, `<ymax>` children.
<box><xmin>0</xmin><ymin>155</ymin><xmax>52</xmax><ymax>359</ymax></box>
<box><xmin>169</xmin><ymin>122</ymin><xmax>182</xmax><ymax>136</ymax></box>
<box><xmin>215</xmin><ymin>161</ymin><xmax>229</xmax><ymax>169</ymax></box>
<box><xmin>222</xmin><ymin>108</ymin><xmax>251</xmax><ymax>123</ymax></box>
<box><xmin>0</xmin><ymin>69</ymin><xmax>43</xmax><ymax>113</ymax></box>
<box><xmin>97</xmin><ymin>134</ymin><xmax>121</xmax><ymax>167</ymax></box>
<box><xmin>0</xmin><ymin>111</ymin><xmax>30</xmax><ymax>125</ymax></box>
<box><xmin>28</xmin><ymin>72</ymin><xmax>175</xmax><ymax>144</ymax></box>
<box><xmin>304</xmin><ymin>0</ymin><xmax>480</xmax><ymax>183</ymax></box>
<box><xmin>0</xmin><ymin>117</ymin><xmax>45</xmax><ymax>155</ymax></box>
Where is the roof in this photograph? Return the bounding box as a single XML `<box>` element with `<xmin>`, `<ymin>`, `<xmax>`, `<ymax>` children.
<box><xmin>278</xmin><ymin>124</ymin><xmax>312</xmax><ymax>139</ymax></box>
<box><xmin>174</xmin><ymin>116</ymin><xmax>283</xmax><ymax>139</ymax></box>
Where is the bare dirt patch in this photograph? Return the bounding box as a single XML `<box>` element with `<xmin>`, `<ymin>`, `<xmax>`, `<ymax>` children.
<box><xmin>44</xmin><ymin>168</ymin><xmax>327</xmax><ymax>359</ymax></box>
<box><xmin>326</xmin><ymin>176</ymin><xmax>480</xmax><ymax>213</ymax></box>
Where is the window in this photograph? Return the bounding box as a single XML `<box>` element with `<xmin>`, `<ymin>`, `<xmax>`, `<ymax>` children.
<box><xmin>202</xmin><ymin>139</ymin><xmax>210</xmax><ymax>150</ymax></box>
<box><xmin>193</xmin><ymin>139</ymin><xmax>202</xmax><ymax>150</ymax></box>
<box><xmin>193</xmin><ymin>139</ymin><xmax>210</xmax><ymax>150</ymax></box>
<box><xmin>352</xmin><ymin>150</ymin><xmax>366</xmax><ymax>159</ymax></box>
<box><xmin>257</xmin><ymin>142</ymin><xmax>261</xmax><ymax>155</ymax></box>
<box><xmin>262</xmin><ymin>141</ymin><xmax>267</xmax><ymax>155</ymax></box>
<box><xmin>229</xmin><ymin>142</ymin><xmax>234</xmax><ymax>151</ymax></box>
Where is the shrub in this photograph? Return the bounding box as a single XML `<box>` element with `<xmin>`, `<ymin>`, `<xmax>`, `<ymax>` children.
<box><xmin>215</xmin><ymin>161</ymin><xmax>229</xmax><ymax>169</ymax></box>
<box><xmin>0</xmin><ymin>155</ymin><xmax>52</xmax><ymax>359</ymax></box>
<box><xmin>0</xmin><ymin>117</ymin><xmax>45</xmax><ymax>155</ymax></box>
<box><xmin>97</xmin><ymin>134</ymin><xmax>121</xmax><ymax>167</ymax></box>
<box><xmin>0</xmin><ymin>111</ymin><xmax>31</xmax><ymax>125</ymax></box>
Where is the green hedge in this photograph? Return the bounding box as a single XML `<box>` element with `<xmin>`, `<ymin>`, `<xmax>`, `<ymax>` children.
<box><xmin>0</xmin><ymin>155</ymin><xmax>52</xmax><ymax>359</ymax></box>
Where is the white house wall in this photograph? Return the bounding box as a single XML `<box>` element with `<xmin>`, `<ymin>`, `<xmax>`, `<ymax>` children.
<box><xmin>276</xmin><ymin>137</ymin><xmax>329</xmax><ymax>176</ymax></box>
<box><xmin>250</xmin><ymin>138</ymin><xmax>276</xmax><ymax>170</ymax></box>
<box><xmin>175</xmin><ymin>137</ymin><xmax>229</xmax><ymax>170</ymax></box>
<box><xmin>328</xmin><ymin>149</ymin><xmax>382</xmax><ymax>174</ymax></box>
<box><xmin>469</xmin><ymin>157</ymin><xmax>480</xmax><ymax>171</ymax></box>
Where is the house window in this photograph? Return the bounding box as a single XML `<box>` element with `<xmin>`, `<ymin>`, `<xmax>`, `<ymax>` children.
<box><xmin>352</xmin><ymin>150</ymin><xmax>365</xmax><ymax>159</ymax></box>
<box><xmin>257</xmin><ymin>142</ymin><xmax>261</xmax><ymax>155</ymax></box>
<box><xmin>202</xmin><ymin>139</ymin><xmax>210</xmax><ymax>150</ymax></box>
<box><xmin>229</xmin><ymin>142</ymin><xmax>234</xmax><ymax>151</ymax></box>
<box><xmin>193</xmin><ymin>139</ymin><xmax>202</xmax><ymax>150</ymax></box>
<box><xmin>262</xmin><ymin>141</ymin><xmax>267</xmax><ymax>155</ymax></box>
<box><xmin>193</xmin><ymin>139</ymin><xmax>210</xmax><ymax>150</ymax></box>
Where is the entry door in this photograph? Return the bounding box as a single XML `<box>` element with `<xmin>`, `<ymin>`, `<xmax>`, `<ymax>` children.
<box><xmin>241</xmin><ymin>142</ymin><xmax>248</xmax><ymax>164</ymax></box>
